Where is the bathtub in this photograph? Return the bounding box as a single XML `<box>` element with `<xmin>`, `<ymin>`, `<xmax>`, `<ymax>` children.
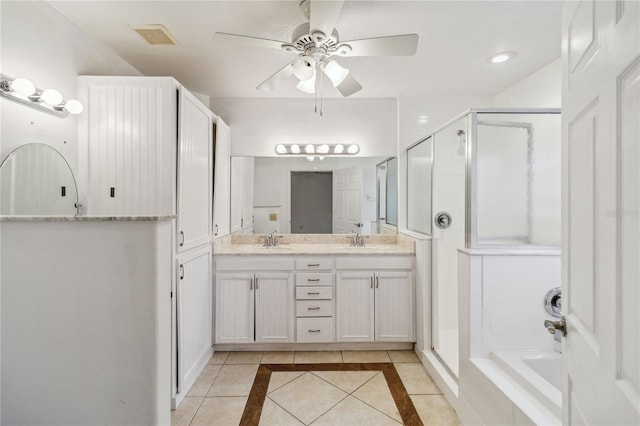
<box><xmin>490</xmin><ymin>350</ymin><xmax>562</xmax><ymax>422</ymax></box>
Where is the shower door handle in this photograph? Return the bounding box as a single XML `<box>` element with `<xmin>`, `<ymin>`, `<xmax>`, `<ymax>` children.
<box><xmin>434</xmin><ymin>212</ymin><xmax>452</xmax><ymax>229</ymax></box>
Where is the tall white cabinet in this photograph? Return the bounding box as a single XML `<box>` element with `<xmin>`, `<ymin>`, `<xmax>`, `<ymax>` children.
<box><xmin>78</xmin><ymin>76</ymin><xmax>225</xmax><ymax>407</ymax></box>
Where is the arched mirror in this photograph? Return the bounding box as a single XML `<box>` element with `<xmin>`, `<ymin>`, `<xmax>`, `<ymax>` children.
<box><xmin>1</xmin><ymin>143</ymin><xmax>79</xmax><ymax>215</ymax></box>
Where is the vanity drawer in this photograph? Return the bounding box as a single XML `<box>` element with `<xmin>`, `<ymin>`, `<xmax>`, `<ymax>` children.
<box><xmin>296</xmin><ymin>272</ymin><xmax>333</xmax><ymax>286</ymax></box>
<box><xmin>295</xmin><ymin>258</ymin><xmax>334</xmax><ymax>271</ymax></box>
<box><xmin>295</xmin><ymin>286</ymin><xmax>333</xmax><ymax>300</ymax></box>
<box><xmin>296</xmin><ymin>300</ymin><xmax>334</xmax><ymax>317</ymax></box>
<box><xmin>296</xmin><ymin>317</ymin><xmax>334</xmax><ymax>342</ymax></box>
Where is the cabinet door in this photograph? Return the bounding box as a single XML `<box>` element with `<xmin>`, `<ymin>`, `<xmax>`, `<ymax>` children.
<box><xmin>177</xmin><ymin>88</ymin><xmax>212</xmax><ymax>252</ymax></box>
<box><xmin>255</xmin><ymin>272</ymin><xmax>293</xmax><ymax>342</ymax></box>
<box><xmin>213</xmin><ymin>118</ymin><xmax>230</xmax><ymax>238</ymax></box>
<box><xmin>177</xmin><ymin>247</ymin><xmax>212</xmax><ymax>393</ymax></box>
<box><xmin>215</xmin><ymin>272</ymin><xmax>253</xmax><ymax>343</ymax></box>
<box><xmin>80</xmin><ymin>76</ymin><xmax>177</xmax><ymax>216</ymax></box>
<box><xmin>337</xmin><ymin>272</ymin><xmax>374</xmax><ymax>342</ymax></box>
<box><xmin>375</xmin><ymin>271</ymin><xmax>414</xmax><ymax>342</ymax></box>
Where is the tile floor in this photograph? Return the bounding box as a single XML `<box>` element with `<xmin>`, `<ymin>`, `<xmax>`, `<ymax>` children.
<box><xmin>172</xmin><ymin>350</ymin><xmax>460</xmax><ymax>426</ymax></box>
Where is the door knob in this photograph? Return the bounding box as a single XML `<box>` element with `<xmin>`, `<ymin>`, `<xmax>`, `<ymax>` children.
<box><xmin>434</xmin><ymin>212</ymin><xmax>452</xmax><ymax>229</ymax></box>
<box><xmin>544</xmin><ymin>317</ymin><xmax>567</xmax><ymax>336</ymax></box>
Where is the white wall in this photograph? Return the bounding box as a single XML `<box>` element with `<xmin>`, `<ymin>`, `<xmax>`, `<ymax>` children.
<box><xmin>0</xmin><ymin>1</ymin><xmax>140</xmax><ymax>178</ymax></box>
<box><xmin>1</xmin><ymin>220</ymin><xmax>172</xmax><ymax>425</ymax></box>
<box><xmin>494</xmin><ymin>58</ymin><xmax>561</xmax><ymax>108</ymax></box>
<box><xmin>210</xmin><ymin>98</ymin><xmax>397</xmax><ymax>157</ymax></box>
<box><xmin>252</xmin><ymin>156</ymin><xmax>384</xmax><ymax>234</ymax></box>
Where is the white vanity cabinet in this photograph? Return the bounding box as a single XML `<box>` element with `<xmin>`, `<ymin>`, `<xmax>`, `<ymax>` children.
<box><xmin>295</xmin><ymin>258</ymin><xmax>335</xmax><ymax>343</ymax></box>
<box><xmin>215</xmin><ymin>257</ymin><xmax>294</xmax><ymax>343</ymax></box>
<box><xmin>336</xmin><ymin>257</ymin><xmax>414</xmax><ymax>342</ymax></box>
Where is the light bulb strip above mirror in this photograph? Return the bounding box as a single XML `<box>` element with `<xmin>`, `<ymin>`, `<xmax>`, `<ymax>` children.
<box><xmin>0</xmin><ymin>74</ymin><xmax>84</xmax><ymax>118</ymax></box>
<box><xmin>275</xmin><ymin>143</ymin><xmax>360</xmax><ymax>156</ymax></box>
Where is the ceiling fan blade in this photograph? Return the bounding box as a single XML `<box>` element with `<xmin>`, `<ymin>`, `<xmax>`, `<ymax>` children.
<box><xmin>337</xmin><ymin>34</ymin><xmax>419</xmax><ymax>57</ymax></box>
<box><xmin>335</xmin><ymin>73</ymin><xmax>362</xmax><ymax>97</ymax></box>
<box><xmin>257</xmin><ymin>61</ymin><xmax>296</xmax><ymax>91</ymax></box>
<box><xmin>214</xmin><ymin>32</ymin><xmax>288</xmax><ymax>51</ymax></box>
<box><xmin>310</xmin><ymin>0</ymin><xmax>344</xmax><ymax>40</ymax></box>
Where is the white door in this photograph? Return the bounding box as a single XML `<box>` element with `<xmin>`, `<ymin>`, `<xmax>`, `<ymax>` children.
<box><xmin>255</xmin><ymin>272</ymin><xmax>294</xmax><ymax>342</ymax></box>
<box><xmin>333</xmin><ymin>167</ymin><xmax>363</xmax><ymax>233</ymax></box>
<box><xmin>215</xmin><ymin>272</ymin><xmax>253</xmax><ymax>343</ymax></box>
<box><xmin>213</xmin><ymin>118</ymin><xmax>231</xmax><ymax>238</ymax></box>
<box><xmin>177</xmin><ymin>88</ymin><xmax>212</xmax><ymax>252</ymax></box>
<box><xmin>375</xmin><ymin>271</ymin><xmax>414</xmax><ymax>342</ymax></box>
<box><xmin>177</xmin><ymin>246</ymin><xmax>212</xmax><ymax>393</ymax></box>
<box><xmin>337</xmin><ymin>272</ymin><xmax>374</xmax><ymax>342</ymax></box>
<box><xmin>562</xmin><ymin>1</ymin><xmax>639</xmax><ymax>424</ymax></box>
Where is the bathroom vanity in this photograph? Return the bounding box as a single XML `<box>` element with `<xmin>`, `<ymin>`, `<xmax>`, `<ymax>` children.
<box><xmin>213</xmin><ymin>235</ymin><xmax>415</xmax><ymax>349</ymax></box>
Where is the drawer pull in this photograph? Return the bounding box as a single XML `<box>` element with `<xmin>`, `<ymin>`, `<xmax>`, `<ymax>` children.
<box><xmin>308</xmin><ymin>329</ymin><xmax>321</xmax><ymax>333</ymax></box>
<box><xmin>308</xmin><ymin>306</ymin><xmax>321</xmax><ymax>310</ymax></box>
<box><xmin>307</xmin><ymin>263</ymin><xmax>320</xmax><ymax>267</ymax></box>
<box><xmin>307</xmin><ymin>292</ymin><xmax>320</xmax><ymax>295</ymax></box>
<box><xmin>307</xmin><ymin>278</ymin><xmax>320</xmax><ymax>282</ymax></box>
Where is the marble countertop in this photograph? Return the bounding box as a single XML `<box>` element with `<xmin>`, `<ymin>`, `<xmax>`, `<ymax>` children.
<box><xmin>0</xmin><ymin>215</ymin><xmax>176</xmax><ymax>222</ymax></box>
<box><xmin>214</xmin><ymin>243</ymin><xmax>414</xmax><ymax>256</ymax></box>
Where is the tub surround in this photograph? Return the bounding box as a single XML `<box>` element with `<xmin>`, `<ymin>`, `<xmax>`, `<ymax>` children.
<box><xmin>214</xmin><ymin>233</ymin><xmax>415</xmax><ymax>255</ymax></box>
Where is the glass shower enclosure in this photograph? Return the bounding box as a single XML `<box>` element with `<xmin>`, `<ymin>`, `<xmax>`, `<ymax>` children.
<box><xmin>428</xmin><ymin>108</ymin><xmax>561</xmax><ymax>379</ymax></box>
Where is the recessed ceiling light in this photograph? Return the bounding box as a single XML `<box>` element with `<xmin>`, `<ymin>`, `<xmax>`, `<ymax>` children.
<box><xmin>417</xmin><ymin>115</ymin><xmax>430</xmax><ymax>124</ymax></box>
<box><xmin>489</xmin><ymin>51</ymin><xmax>516</xmax><ymax>64</ymax></box>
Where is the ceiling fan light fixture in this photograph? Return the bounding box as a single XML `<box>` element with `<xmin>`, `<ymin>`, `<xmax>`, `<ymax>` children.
<box><xmin>335</xmin><ymin>43</ymin><xmax>352</xmax><ymax>56</ymax></box>
<box><xmin>322</xmin><ymin>60</ymin><xmax>349</xmax><ymax>87</ymax></box>
<box><xmin>292</xmin><ymin>57</ymin><xmax>316</xmax><ymax>81</ymax></box>
<box><xmin>296</xmin><ymin>77</ymin><xmax>316</xmax><ymax>94</ymax></box>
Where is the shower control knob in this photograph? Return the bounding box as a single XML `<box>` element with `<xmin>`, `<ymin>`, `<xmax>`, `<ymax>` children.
<box><xmin>434</xmin><ymin>212</ymin><xmax>452</xmax><ymax>229</ymax></box>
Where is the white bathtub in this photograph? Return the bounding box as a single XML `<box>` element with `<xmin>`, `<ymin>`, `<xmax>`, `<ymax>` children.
<box><xmin>490</xmin><ymin>350</ymin><xmax>562</xmax><ymax>422</ymax></box>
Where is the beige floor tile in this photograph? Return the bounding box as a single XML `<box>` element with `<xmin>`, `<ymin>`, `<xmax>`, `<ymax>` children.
<box><xmin>388</xmin><ymin>350</ymin><xmax>421</xmax><ymax>363</ymax></box>
<box><xmin>267</xmin><ymin>371</ymin><xmax>306</xmax><ymax>394</ymax></box>
<box><xmin>226</xmin><ymin>351</ymin><xmax>263</xmax><ymax>364</ymax></box>
<box><xmin>395</xmin><ymin>363</ymin><xmax>442</xmax><ymax>395</ymax></box>
<box><xmin>269</xmin><ymin>372</ymin><xmax>347</xmax><ymax>424</ymax></box>
<box><xmin>294</xmin><ymin>351</ymin><xmax>342</xmax><ymax>364</ymax></box>
<box><xmin>410</xmin><ymin>395</ymin><xmax>461</xmax><ymax>426</ymax></box>
<box><xmin>187</xmin><ymin>364</ymin><xmax>222</xmax><ymax>397</ymax></box>
<box><xmin>341</xmin><ymin>350</ymin><xmax>391</xmax><ymax>363</ymax></box>
<box><xmin>352</xmin><ymin>372</ymin><xmax>402</xmax><ymax>422</ymax></box>
<box><xmin>208</xmin><ymin>364</ymin><xmax>259</xmax><ymax>396</ymax></box>
<box><xmin>261</xmin><ymin>351</ymin><xmax>294</xmax><ymax>364</ymax></box>
<box><xmin>208</xmin><ymin>351</ymin><xmax>229</xmax><ymax>364</ymax></box>
<box><xmin>171</xmin><ymin>396</ymin><xmax>203</xmax><ymax>426</ymax></box>
<box><xmin>313</xmin><ymin>370</ymin><xmax>379</xmax><ymax>393</ymax></box>
<box><xmin>311</xmin><ymin>395</ymin><xmax>401</xmax><ymax>425</ymax></box>
<box><xmin>190</xmin><ymin>396</ymin><xmax>247</xmax><ymax>426</ymax></box>
<box><xmin>259</xmin><ymin>397</ymin><xmax>305</xmax><ymax>425</ymax></box>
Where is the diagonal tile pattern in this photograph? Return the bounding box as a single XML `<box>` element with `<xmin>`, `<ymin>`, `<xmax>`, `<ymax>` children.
<box><xmin>175</xmin><ymin>350</ymin><xmax>460</xmax><ymax>425</ymax></box>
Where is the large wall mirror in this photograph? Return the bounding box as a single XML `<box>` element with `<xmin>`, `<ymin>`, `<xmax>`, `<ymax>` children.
<box><xmin>230</xmin><ymin>156</ymin><xmax>398</xmax><ymax>235</ymax></box>
<box><xmin>0</xmin><ymin>143</ymin><xmax>79</xmax><ymax>215</ymax></box>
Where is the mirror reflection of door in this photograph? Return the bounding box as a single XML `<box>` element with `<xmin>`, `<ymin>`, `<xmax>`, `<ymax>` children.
<box><xmin>290</xmin><ymin>171</ymin><xmax>332</xmax><ymax>234</ymax></box>
<box><xmin>333</xmin><ymin>167</ymin><xmax>363</xmax><ymax>234</ymax></box>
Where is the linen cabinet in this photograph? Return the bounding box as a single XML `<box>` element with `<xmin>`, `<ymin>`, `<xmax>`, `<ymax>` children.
<box><xmin>77</xmin><ymin>76</ymin><xmax>223</xmax><ymax>407</ymax></box>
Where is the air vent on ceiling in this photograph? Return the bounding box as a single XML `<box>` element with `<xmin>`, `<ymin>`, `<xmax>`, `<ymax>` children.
<box><xmin>131</xmin><ymin>24</ymin><xmax>177</xmax><ymax>45</ymax></box>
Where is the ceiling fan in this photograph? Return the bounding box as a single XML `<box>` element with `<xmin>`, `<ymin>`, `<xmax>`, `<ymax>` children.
<box><xmin>213</xmin><ymin>0</ymin><xmax>418</xmax><ymax>106</ymax></box>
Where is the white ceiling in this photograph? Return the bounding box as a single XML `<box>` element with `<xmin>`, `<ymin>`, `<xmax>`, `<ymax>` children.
<box><xmin>49</xmin><ymin>0</ymin><xmax>563</xmax><ymax>99</ymax></box>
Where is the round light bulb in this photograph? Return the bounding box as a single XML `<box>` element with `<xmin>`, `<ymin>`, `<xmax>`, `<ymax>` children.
<box><xmin>347</xmin><ymin>144</ymin><xmax>359</xmax><ymax>154</ymax></box>
<box><xmin>275</xmin><ymin>144</ymin><xmax>287</xmax><ymax>154</ymax></box>
<box><xmin>305</xmin><ymin>144</ymin><xmax>315</xmax><ymax>154</ymax></box>
<box><xmin>292</xmin><ymin>57</ymin><xmax>315</xmax><ymax>81</ymax></box>
<box><xmin>10</xmin><ymin>78</ymin><xmax>36</xmax><ymax>96</ymax></box>
<box><xmin>40</xmin><ymin>89</ymin><xmax>63</xmax><ymax>105</ymax></box>
<box><xmin>333</xmin><ymin>144</ymin><xmax>344</xmax><ymax>154</ymax></box>
<box><xmin>318</xmin><ymin>144</ymin><xmax>329</xmax><ymax>154</ymax></box>
<box><xmin>64</xmin><ymin>99</ymin><xmax>84</xmax><ymax>115</ymax></box>
<box><xmin>290</xmin><ymin>144</ymin><xmax>300</xmax><ymax>154</ymax></box>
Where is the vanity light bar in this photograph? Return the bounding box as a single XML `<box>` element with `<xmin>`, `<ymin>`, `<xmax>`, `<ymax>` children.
<box><xmin>274</xmin><ymin>143</ymin><xmax>360</xmax><ymax>156</ymax></box>
<box><xmin>0</xmin><ymin>74</ymin><xmax>84</xmax><ymax>118</ymax></box>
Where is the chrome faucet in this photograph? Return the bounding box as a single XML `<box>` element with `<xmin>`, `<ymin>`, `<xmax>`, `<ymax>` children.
<box><xmin>348</xmin><ymin>231</ymin><xmax>367</xmax><ymax>247</ymax></box>
<box><xmin>263</xmin><ymin>230</ymin><xmax>282</xmax><ymax>247</ymax></box>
